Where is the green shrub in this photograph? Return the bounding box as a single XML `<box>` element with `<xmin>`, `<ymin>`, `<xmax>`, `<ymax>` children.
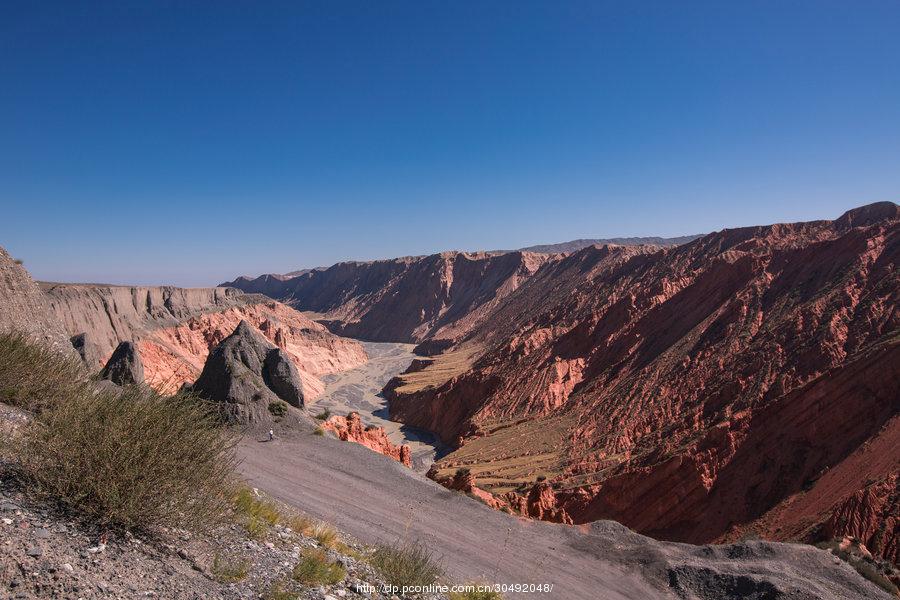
<box><xmin>0</xmin><ymin>332</ymin><xmax>86</xmax><ymax>412</ymax></box>
<box><xmin>313</xmin><ymin>426</ymin><xmax>325</xmax><ymax>436</ymax></box>
<box><xmin>292</xmin><ymin>548</ymin><xmax>346</xmax><ymax>585</ymax></box>
<box><xmin>15</xmin><ymin>382</ymin><xmax>237</xmax><ymax>531</ymax></box>
<box><xmin>371</xmin><ymin>540</ymin><xmax>444</xmax><ymax>588</ymax></box>
<box><xmin>211</xmin><ymin>554</ymin><xmax>250</xmax><ymax>583</ymax></box>
<box><xmin>314</xmin><ymin>409</ymin><xmax>331</xmax><ymax>421</ymax></box>
<box><xmin>268</xmin><ymin>401</ymin><xmax>288</xmax><ymax>417</ymax></box>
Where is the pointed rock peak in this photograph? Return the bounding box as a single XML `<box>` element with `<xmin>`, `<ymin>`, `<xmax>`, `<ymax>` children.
<box><xmin>835</xmin><ymin>201</ymin><xmax>899</xmax><ymax>231</ymax></box>
<box><xmin>100</xmin><ymin>341</ymin><xmax>144</xmax><ymax>386</ymax></box>
<box><xmin>232</xmin><ymin>319</ymin><xmax>256</xmax><ymax>337</ymax></box>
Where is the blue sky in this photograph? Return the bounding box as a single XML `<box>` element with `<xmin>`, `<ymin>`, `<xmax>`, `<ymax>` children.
<box><xmin>2</xmin><ymin>1</ymin><xmax>899</xmax><ymax>286</ymax></box>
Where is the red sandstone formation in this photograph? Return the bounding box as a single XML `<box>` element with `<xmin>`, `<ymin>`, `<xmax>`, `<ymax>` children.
<box><xmin>387</xmin><ymin>202</ymin><xmax>900</xmax><ymax>563</ymax></box>
<box><xmin>224</xmin><ymin>251</ymin><xmax>555</xmax><ymax>343</ymax></box>
<box><xmin>323</xmin><ymin>412</ymin><xmax>411</xmax><ymax>467</ymax></box>
<box><xmin>138</xmin><ymin>301</ymin><xmax>367</xmax><ymax>396</ymax></box>
<box><xmin>40</xmin><ymin>282</ymin><xmax>367</xmax><ymax>397</ymax></box>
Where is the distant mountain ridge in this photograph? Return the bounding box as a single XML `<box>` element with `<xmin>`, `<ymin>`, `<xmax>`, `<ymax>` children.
<box><xmin>513</xmin><ymin>234</ymin><xmax>702</xmax><ymax>254</ymax></box>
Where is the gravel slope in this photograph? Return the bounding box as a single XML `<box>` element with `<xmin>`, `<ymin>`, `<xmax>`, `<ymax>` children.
<box><xmin>238</xmin><ymin>431</ymin><xmax>888</xmax><ymax>600</ymax></box>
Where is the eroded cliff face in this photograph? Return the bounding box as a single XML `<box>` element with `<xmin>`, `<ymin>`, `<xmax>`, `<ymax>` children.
<box><xmin>387</xmin><ymin>202</ymin><xmax>900</xmax><ymax>563</ymax></box>
<box><xmin>41</xmin><ymin>283</ymin><xmax>367</xmax><ymax>397</ymax></box>
<box><xmin>139</xmin><ymin>301</ymin><xmax>367</xmax><ymax>396</ymax></box>
<box><xmin>0</xmin><ymin>247</ymin><xmax>74</xmax><ymax>356</ymax></box>
<box><xmin>323</xmin><ymin>412</ymin><xmax>411</xmax><ymax>467</ymax></box>
<box><xmin>224</xmin><ymin>251</ymin><xmax>555</xmax><ymax>343</ymax></box>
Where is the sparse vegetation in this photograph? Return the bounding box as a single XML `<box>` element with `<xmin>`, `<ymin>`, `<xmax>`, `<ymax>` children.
<box><xmin>370</xmin><ymin>540</ymin><xmax>445</xmax><ymax>588</ymax></box>
<box><xmin>211</xmin><ymin>553</ymin><xmax>250</xmax><ymax>583</ymax></box>
<box><xmin>292</xmin><ymin>548</ymin><xmax>346</xmax><ymax>585</ymax></box>
<box><xmin>3</xmin><ymin>333</ymin><xmax>237</xmax><ymax>532</ymax></box>
<box><xmin>313</xmin><ymin>523</ymin><xmax>338</xmax><ymax>547</ymax></box>
<box><xmin>455</xmin><ymin>467</ymin><xmax>471</xmax><ymax>478</ymax></box>
<box><xmin>0</xmin><ymin>332</ymin><xmax>86</xmax><ymax>412</ymax></box>
<box><xmin>313</xmin><ymin>426</ymin><xmax>325</xmax><ymax>436</ymax></box>
<box><xmin>314</xmin><ymin>408</ymin><xmax>331</xmax><ymax>420</ymax></box>
<box><xmin>13</xmin><ymin>258</ymin><xmax>23</xmax><ymax>265</ymax></box>
<box><xmin>232</xmin><ymin>486</ymin><xmax>282</xmax><ymax>538</ymax></box>
<box><xmin>15</xmin><ymin>386</ymin><xmax>236</xmax><ymax>531</ymax></box>
<box><xmin>287</xmin><ymin>514</ymin><xmax>315</xmax><ymax>536</ymax></box>
<box><xmin>268</xmin><ymin>400</ymin><xmax>288</xmax><ymax>417</ymax></box>
<box><xmin>262</xmin><ymin>579</ymin><xmax>300</xmax><ymax>600</ymax></box>
<box><xmin>449</xmin><ymin>586</ymin><xmax>504</xmax><ymax>600</ymax></box>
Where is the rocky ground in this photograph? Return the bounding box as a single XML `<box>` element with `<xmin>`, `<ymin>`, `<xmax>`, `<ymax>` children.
<box><xmin>0</xmin><ymin>479</ymin><xmax>447</xmax><ymax>600</ymax></box>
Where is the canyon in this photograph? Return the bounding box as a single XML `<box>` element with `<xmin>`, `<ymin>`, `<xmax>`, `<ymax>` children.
<box><xmin>1</xmin><ymin>202</ymin><xmax>897</xmax><ymax>596</ymax></box>
<box><xmin>40</xmin><ymin>283</ymin><xmax>367</xmax><ymax>398</ymax></box>
<box><xmin>383</xmin><ymin>202</ymin><xmax>900</xmax><ymax>566</ymax></box>
<box><xmin>229</xmin><ymin>202</ymin><xmax>899</xmax><ymax>569</ymax></box>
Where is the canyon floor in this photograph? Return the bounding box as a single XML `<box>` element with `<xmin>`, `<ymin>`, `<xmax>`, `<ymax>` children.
<box><xmin>307</xmin><ymin>341</ymin><xmax>450</xmax><ymax>471</ymax></box>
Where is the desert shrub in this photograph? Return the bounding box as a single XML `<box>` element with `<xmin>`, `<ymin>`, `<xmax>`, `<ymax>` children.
<box><xmin>268</xmin><ymin>401</ymin><xmax>288</xmax><ymax>417</ymax></box>
<box><xmin>449</xmin><ymin>585</ymin><xmax>503</xmax><ymax>600</ymax></box>
<box><xmin>15</xmin><ymin>383</ymin><xmax>237</xmax><ymax>531</ymax></box>
<box><xmin>815</xmin><ymin>541</ymin><xmax>899</xmax><ymax>595</ymax></box>
<box><xmin>314</xmin><ymin>409</ymin><xmax>331</xmax><ymax>420</ymax></box>
<box><xmin>212</xmin><ymin>554</ymin><xmax>250</xmax><ymax>583</ymax></box>
<box><xmin>313</xmin><ymin>426</ymin><xmax>325</xmax><ymax>436</ymax></box>
<box><xmin>371</xmin><ymin>540</ymin><xmax>444</xmax><ymax>588</ymax></box>
<box><xmin>535</xmin><ymin>475</ymin><xmax>546</xmax><ymax>482</ymax></box>
<box><xmin>0</xmin><ymin>332</ymin><xmax>86</xmax><ymax>412</ymax></box>
<box><xmin>455</xmin><ymin>467</ymin><xmax>471</xmax><ymax>478</ymax></box>
<box><xmin>292</xmin><ymin>548</ymin><xmax>346</xmax><ymax>585</ymax></box>
<box><xmin>263</xmin><ymin>579</ymin><xmax>300</xmax><ymax>600</ymax></box>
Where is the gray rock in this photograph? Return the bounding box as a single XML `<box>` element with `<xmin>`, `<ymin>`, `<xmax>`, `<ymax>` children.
<box><xmin>33</xmin><ymin>528</ymin><xmax>51</xmax><ymax>539</ymax></box>
<box><xmin>70</xmin><ymin>332</ymin><xmax>103</xmax><ymax>371</ymax></box>
<box><xmin>192</xmin><ymin>320</ymin><xmax>304</xmax><ymax>424</ymax></box>
<box><xmin>25</xmin><ymin>544</ymin><xmax>42</xmax><ymax>557</ymax></box>
<box><xmin>99</xmin><ymin>341</ymin><xmax>144</xmax><ymax>385</ymax></box>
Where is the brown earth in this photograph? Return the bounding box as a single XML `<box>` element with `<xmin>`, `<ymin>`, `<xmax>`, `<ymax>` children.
<box><xmin>386</xmin><ymin>202</ymin><xmax>900</xmax><ymax>564</ymax></box>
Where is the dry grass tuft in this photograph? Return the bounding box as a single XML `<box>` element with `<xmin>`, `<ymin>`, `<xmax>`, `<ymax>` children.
<box><xmin>370</xmin><ymin>540</ymin><xmax>444</xmax><ymax>588</ymax></box>
<box><xmin>292</xmin><ymin>548</ymin><xmax>346</xmax><ymax>585</ymax></box>
<box><xmin>211</xmin><ymin>554</ymin><xmax>250</xmax><ymax>583</ymax></box>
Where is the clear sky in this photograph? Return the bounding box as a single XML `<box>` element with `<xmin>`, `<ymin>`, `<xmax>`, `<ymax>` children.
<box><xmin>2</xmin><ymin>1</ymin><xmax>899</xmax><ymax>286</ymax></box>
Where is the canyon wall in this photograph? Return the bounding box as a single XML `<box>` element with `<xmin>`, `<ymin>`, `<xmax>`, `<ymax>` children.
<box><xmin>387</xmin><ymin>202</ymin><xmax>900</xmax><ymax>563</ymax></box>
<box><xmin>224</xmin><ymin>251</ymin><xmax>555</xmax><ymax>343</ymax></box>
<box><xmin>42</xmin><ymin>283</ymin><xmax>367</xmax><ymax>397</ymax></box>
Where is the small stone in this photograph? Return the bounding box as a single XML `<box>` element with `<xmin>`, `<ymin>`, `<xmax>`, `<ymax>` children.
<box><xmin>1</xmin><ymin>518</ymin><xmax>12</xmax><ymax>525</ymax></box>
<box><xmin>0</xmin><ymin>501</ymin><xmax>19</xmax><ymax>512</ymax></box>
<box><xmin>33</xmin><ymin>528</ymin><xmax>51</xmax><ymax>539</ymax></box>
<box><xmin>264</xmin><ymin>542</ymin><xmax>275</xmax><ymax>549</ymax></box>
<box><xmin>62</xmin><ymin>563</ymin><xmax>74</xmax><ymax>573</ymax></box>
<box><xmin>25</xmin><ymin>545</ymin><xmax>43</xmax><ymax>557</ymax></box>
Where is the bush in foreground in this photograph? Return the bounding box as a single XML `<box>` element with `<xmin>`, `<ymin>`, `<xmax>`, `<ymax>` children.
<box><xmin>0</xmin><ymin>332</ymin><xmax>86</xmax><ymax>412</ymax></box>
<box><xmin>15</xmin><ymin>381</ymin><xmax>237</xmax><ymax>531</ymax></box>
<box><xmin>371</xmin><ymin>540</ymin><xmax>444</xmax><ymax>588</ymax></box>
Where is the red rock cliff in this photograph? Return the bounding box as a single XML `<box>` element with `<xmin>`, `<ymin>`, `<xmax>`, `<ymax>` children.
<box><xmin>323</xmin><ymin>412</ymin><xmax>411</xmax><ymax>467</ymax></box>
<box><xmin>388</xmin><ymin>202</ymin><xmax>900</xmax><ymax>563</ymax></box>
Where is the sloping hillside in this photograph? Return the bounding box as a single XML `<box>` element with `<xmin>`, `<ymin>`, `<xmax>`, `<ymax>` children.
<box><xmin>386</xmin><ymin>202</ymin><xmax>900</xmax><ymax>564</ymax></box>
<box><xmin>225</xmin><ymin>251</ymin><xmax>555</xmax><ymax>343</ymax></box>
